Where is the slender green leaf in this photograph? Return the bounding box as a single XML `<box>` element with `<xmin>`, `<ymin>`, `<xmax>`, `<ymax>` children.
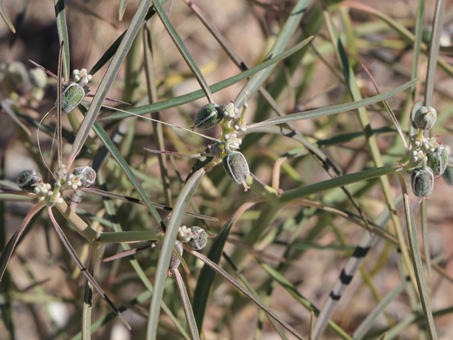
<box><xmin>119</xmin><ymin>0</ymin><xmax>127</xmax><ymax>20</ymax></box>
<box><xmin>1</xmin><ymin>99</ymin><xmax>31</xmax><ymax>136</ymax></box>
<box><xmin>146</xmin><ymin>168</ymin><xmax>205</xmax><ymax>340</ymax></box>
<box><xmin>92</xmin><ymin>120</ymin><xmax>164</xmax><ymax>227</ymax></box>
<box><xmin>153</xmin><ymin>0</ymin><xmax>213</xmax><ymax>103</ymax></box>
<box><xmin>0</xmin><ymin>204</ymin><xmax>44</xmax><ymax>281</ymax></box>
<box><xmin>97</xmin><ymin>173</ymin><xmax>190</xmax><ymax>339</ymax></box>
<box><xmin>248</xmin><ymin>79</ymin><xmax>417</xmax><ymax>129</ymax></box>
<box><xmin>67</xmin><ymin>0</ymin><xmax>152</xmax><ymax>168</ymax></box>
<box><xmin>102</xmin><ymin>36</ymin><xmax>314</xmax><ymax>121</ymax></box>
<box><xmin>352</xmin><ymin>283</ymin><xmax>405</xmax><ymax>339</ymax></box>
<box><xmin>424</xmin><ymin>0</ymin><xmax>445</xmax><ymax>106</ymax></box>
<box><xmin>0</xmin><ymin>0</ymin><xmax>15</xmax><ymax>33</ymax></box>
<box><xmin>192</xmin><ymin>219</ymin><xmax>234</xmax><ymax>331</ymax></box>
<box><xmin>48</xmin><ymin>207</ymin><xmax>131</xmax><ymax>330</ymax></box>
<box><xmin>396</xmin><ymin>174</ymin><xmax>438</xmax><ymax>340</ymax></box>
<box><xmin>259</xmin><ymin>262</ymin><xmax>352</xmax><ymax>340</ymax></box>
<box><xmin>173</xmin><ymin>269</ymin><xmax>200</xmax><ymax>340</ymax></box>
<box><xmin>189</xmin><ymin>250</ymin><xmax>305</xmax><ymax>340</ymax></box>
<box><xmin>234</xmin><ymin>0</ymin><xmax>311</xmax><ymax>108</ymax></box>
<box><xmin>342</xmin><ymin>1</ymin><xmax>453</xmax><ymax>77</ymax></box>
<box><xmin>54</xmin><ymin>0</ymin><xmax>70</xmax><ymax>80</ymax></box>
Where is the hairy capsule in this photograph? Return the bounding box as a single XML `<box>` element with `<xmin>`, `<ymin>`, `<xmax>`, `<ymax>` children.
<box><xmin>73</xmin><ymin>166</ymin><xmax>96</xmax><ymax>187</ymax></box>
<box><xmin>411</xmin><ymin>167</ymin><xmax>434</xmax><ymax>198</ymax></box>
<box><xmin>413</xmin><ymin>106</ymin><xmax>437</xmax><ymax>131</ymax></box>
<box><xmin>58</xmin><ymin>82</ymin><xmax>85</xmax><ymax>114</ymax></box>
<box><xmin>16</xmin><ymin>169</ymin><xmax>42</xmax><ymax>191</ymax></box>
<box><xmin>185</xmin><ymin>227</ymin><xmax>208</xmax><ymax>250</ymax></box>
<box><xmin>426</xmin><ymin>147</ymin><xmax>448</xmax><ymax>177</ymax></box>
<box><xmin>222</xmin><ymin>151</ymin><xmax>250</xmax><ymax>187</ymax></box>
<box><xmin>194</xmin><ymin>103</ymin><xmax>223</xmax><ymax>129</ymax></box>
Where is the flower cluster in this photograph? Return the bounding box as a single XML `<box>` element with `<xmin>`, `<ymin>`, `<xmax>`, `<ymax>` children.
<box><xmin>408</xmin><ymin>106</ymin><xmax>449</xmax><ymax>198</ymax></box>
<box><xmin>193</xmin><ymin>101</ymin><xmax>250</xmax><ymax>190</ymax></box>
<box><xmin>16</xmin><ymin>166</ymin><xmax>96</xmax><ymax>207</ymax></box>
<box><xmin>73</xmin><ymin>68</ymin><xmax>92</xmax><ymax>86</ymax></box>
<box><xmin>168</xmin><ymin>226</ymin><xmax>209</xmax><ymax>275</ymax></box>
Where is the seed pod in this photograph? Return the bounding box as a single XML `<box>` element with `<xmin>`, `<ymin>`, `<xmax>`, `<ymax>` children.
<box><xmin>29</xmin><ymin>68</ymin><xmax>48</xmax><ymax>89</ymax></box>
<box><xmin>4</xmin><ymin>61</ymin><xmax>31</xmax><ymax>95</ymax></box>
<box><xmin>411</xmin><ymin>167</ymin><xmax>434</xmax><ymax>198</ymax></box>
<box><xmin>413</xmin><ymin>106</ymin><xmax>437</xmax><ymax>130</ymax></box>
<box><xmin>426</xmin><ymin>147</ymin><xmax>448</xmax><ymax>176</ymax></box>
<box><xmin>222</xmin><ymin>151</ymin><xmax>250</xmax><ymax>185</ymax></box>
<box><xmin>73</xmin><ymin>166</ymin><xmax>96</xmax><ymax>187</ymax></box>
<box><xmin>194</xmin><ymin>103</ymin><xmax>223</xmax><ymax>129</ymax></box>
<box><xmin>168</xmin><ymin>241</ymin><xmax>184</xmax><ymax>272</ymax></box>
<box><xmin>16</xmin><ymin>169</ymin><xmax>42</xmax><ymax>192</ymax></box>
<box><xmin>185</xmin><ymin>227</ymin><xmax>208</xmax><ymax>250</ymax></box>
<box><xmin>58</xmin><ymin>82</ymin><xmax>85</xmax><ymax>114</ymax></box>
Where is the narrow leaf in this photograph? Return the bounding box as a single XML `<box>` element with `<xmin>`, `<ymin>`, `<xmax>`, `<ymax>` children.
<box><xmin>248</xmin><ymin>79</ymin><xmax>417</xmax><ymax>129</ymax></box>
<box><xmin>146</xmin><ymin>168</ymin><xmax>205</xmax><ymax>340</ymax></box>
<box><xmin>67</xmin><ymin>0</ymin><xmax>152</xmax><ymax>168</ymax></box>
<box><xmin>0</xmin><ymin>0</ymin><xmax>15</xmax><ymax>33</ymax></box>
<box><xmin>54</xmin><ymin>0</ymin><xmax>70</xmax><ymax>80</ymax></box>
<box><xmin>189</xmin><ymin>250</ymin><xmax>306</xmax><ymax>340</ymax></box>
<box><xmin>192</xmin><ymin>219</ymin><xmax>234</xmax><ymax>331</ymax></box>
<box><xmin>234</xmin><ymin>0</ymin><xmax>311</xmax><ymax>107</ymax></box>
<box><xmin>153</xmin><ymin>0</ymin><xmax>213</xmax><ymax>103</ymax></box>
<box><xmin>119</xmin><ymin>0</ymin><xmax>127</xmax><ymax>20</ymax></box>
<box><xmin>173</xmin><ymin>269</ymin><xmax>200</xmax><ymax>340</ymax></box>
<box><xmin>0</xmin><ymin>204</ymin><xmax>44</xmax><ymax>281</ymax></box>
<box><xmin>101</xmin><ymin>37</ymin><xmax>314</xmax><ymax>121</ymax></box>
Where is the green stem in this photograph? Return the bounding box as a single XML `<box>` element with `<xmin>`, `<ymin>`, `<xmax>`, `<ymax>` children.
<box><xmin>280</xmin><ymin>164</ymin><xmax>398</xmax><ymax>203</ymax></box>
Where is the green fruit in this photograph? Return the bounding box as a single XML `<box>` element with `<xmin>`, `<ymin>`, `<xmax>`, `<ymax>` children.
<box><xmin>185</xmin><ymin>227</ymin><xmax>208</xmax><ymax>250</ymax></box>
<box><xmin>73</xmin><ymin>166</ymin><xmax>96</xmax><ymax>187</ymax></box>
<box><xmin>222</xmin><ymin>151</ymin><xmax>250</xmax><ymax>185</ymax></box>
<box><xmin>58</xmin><ymin>82</ymin><xmax>86</xmax><ymax>114</ymax></box>
<box><xmin>16</xmin><ymin>169</ymin><xmax>42</xmax><ymax>191</ymax></box>
<box><xmin>194</xmin><ymin>103</ymin><xmax>223</xmax><ymax>129</ymax></box>
<box><xmin>413</xmin><ymin>106</ymin><xmax>437</xmax><ymax>130</ymax></box>
<box><xmin>411</xmin><ymin>167</ymin><xmax>434</xmax><ymax>198</ymax></box>
<box><xmin>426</xmin><ymin>147</ymin><xmax>448</xmax><ymax>176</ymax></box>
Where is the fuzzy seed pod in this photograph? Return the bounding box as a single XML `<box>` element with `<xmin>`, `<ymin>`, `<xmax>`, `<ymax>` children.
<box><xmin>3</xmin><ymin>61</ymin><xmax>31</xmax><ymax>95</ymax></box>
<box><xmin>73</xmin><ymin>166</ymin><xmax>96</xmax><ymax>187</ymax></box>
<box><xmin>426</xmin><ymin>147</ymin><xmax>448</xmax><ymax>176</ymax></box>
<box><xmin>29</xmin><ymin>68</ymin><xmax>48</xmax><ymax>89</ymax></box>
<box><xmin>413</xmin><ymin>106</ymin><xmax>437</xmax><ymax>130</ymax></box>
<box><xmin>222</xmin><ymin>151</ymin><xmax>250</xmax><ymax>186</ymax></box>
<box><xmin>16</xmin><ymin>170</ymin><xmax>42</xmax><ymax>191</ymax></box>
<box><xmin>194</xmin><ymin>103</ymin><xmax>223</xmax><ymax>129</ymax></box>
<box><xmin>185</xmin><ymin>227</ymin><xmax>208</xmax><ymax>250</ymax></box>
<box><xmin>168</xmin><ymin>241</ymin><xmax>184</xmax><ymax>272</ymax></box>
<box><xmin>411</xmin><ymin>167</ymin><xmax>434</xmax><ymax>198</ymax></box>
<box><xmin>58</xmin><ymin>82</ymin><xmax>86</xmax><ymax>114</ymax></box>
